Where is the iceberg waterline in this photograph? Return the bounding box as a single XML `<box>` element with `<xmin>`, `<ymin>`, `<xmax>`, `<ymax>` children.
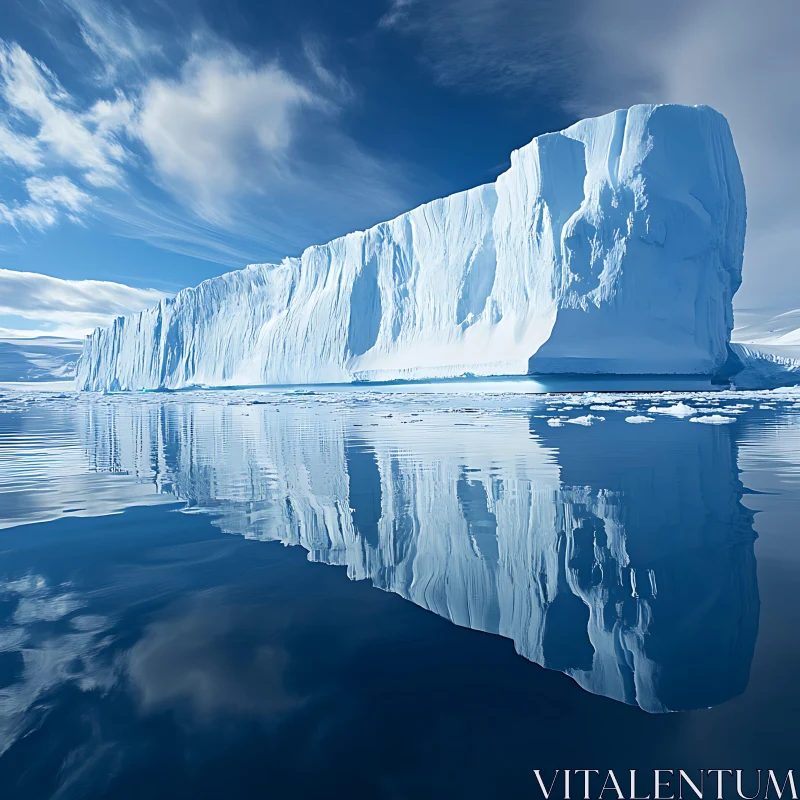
<box><xmin>76</xmin><ymin>103</ymin><xmax>746</xmax><ymax>391</ymax></box>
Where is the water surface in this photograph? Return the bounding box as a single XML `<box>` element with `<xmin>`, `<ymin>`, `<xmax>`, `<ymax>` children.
<box><xmin>1</xmin><ymin>386</ymin><xmax>799</xmax><ymax>797</ymax></box>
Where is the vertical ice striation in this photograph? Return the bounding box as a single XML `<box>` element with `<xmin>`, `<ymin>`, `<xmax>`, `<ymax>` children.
<box><xmin>76</xmin><ymin>103</ymin><xmax>746</xmax><ymax>390</ymax></box>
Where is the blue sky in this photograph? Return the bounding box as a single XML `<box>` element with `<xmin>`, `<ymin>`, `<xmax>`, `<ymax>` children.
<box><xmin>0</xmin><ymin>0</ymin><xmax>798</xmax><ymax>337</ymax></box>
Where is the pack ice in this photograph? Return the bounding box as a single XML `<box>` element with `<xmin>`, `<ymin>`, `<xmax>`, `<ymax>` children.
<box><xmin>76</xmin><ymin>103</ymin><xmax>746</xmax><ymax>391</ymax></box>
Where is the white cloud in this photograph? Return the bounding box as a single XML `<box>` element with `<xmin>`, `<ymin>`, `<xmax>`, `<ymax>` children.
<box><xmin>0</xmin><ymin>16</ymin><xmax>416</xmax><ymax>265</ymax></box>
<box><xmin>0</xmin><ymin>40</ymin><xmax>130</xmax><ymax>188</ymax></box>
<box><xmin>0</xmin><ymin>0</ymin><xmax>427</xmax><ymax>273</ymax></box>
<box><xmin>0</xmin><ymin>121</ymin><xmax>42</xmax><ymax>169</ymax></box>
<box><xmin>0</xmin><ymin>268</ymin><xmax>168</xmax><ymax>338</ymax></box>
<box><xmin>301</xmin><ymin>38</ymin><xmax>354</xmax><ymax>101</ymax></box>
<box><xmin>127</xmin><ymin>41</ymin><xmax>416</xmax><ymax>250</ymax></box>
<box><xmin>26</xmin><ymin>175</ymin><xmax>91</xmax><ymax>213</ymax></box>
<box><xmin>379</xmin><ymin>0</ymin><xmax>415</xmax><ymax>29</ymax></box>
<box><xmin>87</xmin><ymin>91</ymin><xmax>136</xmax><ymax>136</ymax></box>
<box><xmin>58</xmin><ymin>0</ymin><xmax>162</xmax><ymax>81</ymax></box>
<box><xmin>136</xmin><ymin>51</ymin><xmax>318</xmax><ymax>222</ymax></box>
<box><xmin>0</xmin><ymin>198</ymin><xmax>57</xmax><ymax>231</ymax></box>
<box><xmin>0</xmin><ymin>176</ymin><xmax>91</xmax><ymax>231</ymax></box>
<box><xmin>98</xmin><ymin>194</ymin><xmax>281</xmax><ymax>268</ymax></box>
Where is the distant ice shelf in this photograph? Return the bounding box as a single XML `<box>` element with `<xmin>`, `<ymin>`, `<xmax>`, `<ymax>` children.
<box><xmin>730</xmin><ymin>344</ymin><xmax>800</xmax><ymax>389</ymax></box>
<box><xmin>0</xmin><ymin>337</ymin><xmax>81</xmax><ymax>383</ymax></box>
<box><xmin>76</xmin><ymin>103</ymin><xmax>747</xmax><ymax>391</ymax></box>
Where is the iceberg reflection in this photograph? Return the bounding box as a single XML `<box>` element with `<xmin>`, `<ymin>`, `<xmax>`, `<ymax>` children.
<box><xmin>80</xmin><ymin>399</ymin><xmax>759</xmax><ymax>713</ymax></box>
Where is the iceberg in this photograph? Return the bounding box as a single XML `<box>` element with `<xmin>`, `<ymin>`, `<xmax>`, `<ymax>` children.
<box><xmin>76</xmin><ymin>103</ymin><xmax>746</xmax><ymax>391</ymax></box>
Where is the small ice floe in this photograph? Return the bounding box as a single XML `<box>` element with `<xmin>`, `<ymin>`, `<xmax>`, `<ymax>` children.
<box><xmin>565</xmin><ymin>415</ymin><xmax>605</xmax><ymax>426</ymax></box>
<box><xmin>647</xmin><ymin>402</ymin><xmax>697</xmax><ymax>418</ymax></box>
<box><xmin>690</xmin><ymin>405</ymin><xmax>745</xmax><ymax>415</ymax></box>
<box><xmin>625</xmin><ymin>415</ymin><xmax>654</xmax><ymax>424</ymax></box>
<box><xmin>547</xmin><ymin>418</ymin><xmax>564</xmax><ymax>427</ymax></box>
<box><xmin>690</xmin><ymin>414</ymin><xmax>737</xmax><ymax>425</ymax></box>
<box><xmin>590</xmin><ymin>404</ymin><xmax>623</xmax><ymax>412</ymax></box>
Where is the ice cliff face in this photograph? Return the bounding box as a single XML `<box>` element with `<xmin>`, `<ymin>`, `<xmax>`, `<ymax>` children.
<box><xmin>77</xmin><ymin>103</ymin><xmax>746</xmax><ymax>390</ymax></box>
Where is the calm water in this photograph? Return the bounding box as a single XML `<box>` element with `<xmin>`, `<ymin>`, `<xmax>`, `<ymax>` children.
<box><xmin>1</xmin><ymin>387</ymin><xmax>799</xmax><ymax>798</ymax></box>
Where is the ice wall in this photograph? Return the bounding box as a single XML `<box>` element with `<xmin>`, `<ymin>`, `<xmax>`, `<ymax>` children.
<box><xmin>77</xmin><ymin>103</ymin><xmax>746</xmax><ymax>390</ymax></box>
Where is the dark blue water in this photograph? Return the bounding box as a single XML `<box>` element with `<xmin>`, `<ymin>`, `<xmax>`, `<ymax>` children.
<box><xmin>1</xmin><ymin>388</ymin><xmax>799</xmax><ymax>798</ymax></box>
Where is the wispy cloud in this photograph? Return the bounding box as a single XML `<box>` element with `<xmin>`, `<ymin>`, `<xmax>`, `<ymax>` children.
<box><xmin>0</xmin><ymin>121</ymin><xmax>42</xmax><ymax>169</ymax></box>
<box><xmin>128</xmin><ymin>37</ymin><xmax>414</xmax><ymax>247</ymax></box>
<box><xmin>0</xmin><ymin>1</ymin><xmax>420</xmax><ymax>270</ymax></box>
<box><xmin>380</xmin><ymin>0</ymin><xmax>582</xmax><ymax>93</ymax></box>
<box><xmin>0</xmin><ymin>41</ymin><xmax>128</xmax><ymax>236</ymax></box>
<box><xmin>58</xmin><ymin>0</ymin><xmax>163</xmax><ymax>82</ymax></box>
<box><xmin>136</xmin><ymin>49</ymin><xmax>319</xmax><ymax>224</ymax></box>
<box><xmin>0</xmin><ymin>176</ymin><xmax>91</xmax><ymax>231</ymax></box>
<box><xmin>0</xmin><ymin>268</ymin><xmax>168</xmax><ymax>338</ymax></box>
<box><xmin>0</xmin><ymin>40</ymin><xmax>131</xmax><ymax>188</ymax></box>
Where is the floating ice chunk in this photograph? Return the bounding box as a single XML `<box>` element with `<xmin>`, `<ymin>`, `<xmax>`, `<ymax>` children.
<box><xmin>647</xmin><ymin>402</ymin><xmax>698</xmax><ymax>418</ymax></box>
<box><xmin>625</xmin><ymin>415</ymin><xmax>655</xmax><ymax>424</ymax></box>
<box><xmin>590</xmin><ymin>404</ymin><xmax>624</xmax><ymax>411</ymax></box>
<box><xmin>547</xmin><ymin>418</ymin><xmax>565</xmax><ymax>427</ymax></box>
<box><xmin>566</xmin><ymin>415</ymin><xmax>605</xmax><ymax>426</ymax></box>
<box><xmin>690</xmin><ymin>415</ymin><xmax>737</xmax><ymax>424</ymax></box>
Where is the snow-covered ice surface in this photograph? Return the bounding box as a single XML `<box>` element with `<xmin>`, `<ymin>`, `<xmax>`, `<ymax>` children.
<box><xmin>733</xmin><ymin>308</ymin><xmax>800</xmax><ymax>360</ymax></box>
<box><xmin>76</xmin><ymin>103</ymin><xmax>746</xmax><ymax>391</ymax></box>
<box><xmin>730</xmin><ymin>343</ymin><xmax>800</xmax><ymax>389</ymax></box>
<box><xmin>647</xmin><ymin>402</ymin><xmax>698</xmax><ymax>418</ymax></box>
<box><xmin>0</xmin><ymin>337</ymin><xmax>81</xmax><ymax>383</ymax></box>
<box><xmin>7</xmin><ymin>381</ymin><xmax>798</xmax><ymax>715</ymax></box>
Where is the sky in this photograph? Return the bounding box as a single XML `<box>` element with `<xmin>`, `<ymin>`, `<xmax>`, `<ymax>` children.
<box><xmin>0</xmin><ymin>0</ymin><xmax>797</xmax><ymax>338</ymax></box>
